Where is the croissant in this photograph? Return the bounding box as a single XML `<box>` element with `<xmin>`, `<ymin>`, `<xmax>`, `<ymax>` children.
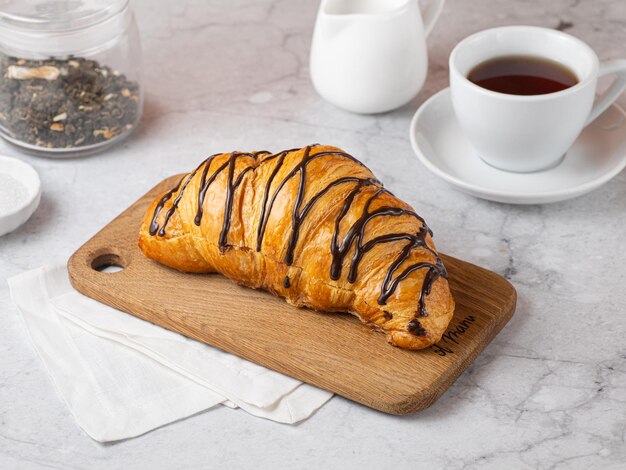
<box><xmin>138</xmin><ymin>145</ymin><xmax>455</xmax><ymax>349</ymax></box>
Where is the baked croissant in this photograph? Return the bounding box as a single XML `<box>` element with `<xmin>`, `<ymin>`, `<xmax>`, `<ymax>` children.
<box><xmin>138</xmin><ymin>145</ymin><xmax>454</xmax><ymax>349</ymax></box>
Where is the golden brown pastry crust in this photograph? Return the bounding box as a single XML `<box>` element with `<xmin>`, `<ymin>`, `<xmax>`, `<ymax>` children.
<box><xmin>138</xmin><ymin>145</ymin><xmax>455</xmax><ymax>349</ymax></box>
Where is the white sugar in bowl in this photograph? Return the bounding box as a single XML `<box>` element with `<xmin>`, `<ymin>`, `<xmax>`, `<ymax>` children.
<box><xmin>0</xmin><ymin>155</ymin><xmax>41</xmax><ymax>236</ymax></box>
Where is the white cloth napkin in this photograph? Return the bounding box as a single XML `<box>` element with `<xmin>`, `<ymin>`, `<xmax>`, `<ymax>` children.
<box><xmin>8</xmin><ymin>265</ymin><xmax>332</xmax><ymax>442</ymax></box>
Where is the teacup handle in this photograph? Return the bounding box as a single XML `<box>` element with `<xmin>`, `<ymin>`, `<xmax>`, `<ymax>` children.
<box><xmin>586</xmin><ymin>59</ymin><xmax>626</xmax><ymax>125</ymax></box>
<box><xmin>420</xmin><ymin>0</ymin><xmax>446</xmax><ymax>37</ymax></box>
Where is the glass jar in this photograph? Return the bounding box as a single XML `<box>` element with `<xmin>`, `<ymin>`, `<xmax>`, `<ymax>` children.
<box><xmin>0</xmin><ymin>0</ymin><xmax>143</xmax><ymax>157</ymax></box>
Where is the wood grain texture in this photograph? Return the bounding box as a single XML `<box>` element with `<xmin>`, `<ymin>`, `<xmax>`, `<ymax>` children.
<box><xmin>67</xmin><ymin>175</ymin><xmax>517</xmax><ymax>415</ymax></box>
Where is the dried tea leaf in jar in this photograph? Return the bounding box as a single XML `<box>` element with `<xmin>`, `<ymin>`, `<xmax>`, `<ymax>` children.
<box><xmin>0</xmin><ymin>0</ymin><xmax>143</xmax><ymax>157</ymax></box>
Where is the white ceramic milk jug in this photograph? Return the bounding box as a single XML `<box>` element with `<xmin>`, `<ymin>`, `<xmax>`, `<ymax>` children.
<box><xmin>310</xmin><ymin>0</ymin><xmax>445</xmax><ymax>114</ymax></box>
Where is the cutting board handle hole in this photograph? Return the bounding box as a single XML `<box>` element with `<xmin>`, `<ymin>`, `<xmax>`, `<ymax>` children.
<box><xmin>91</xmin><ymin>252</ymin><xmax>126</xmax><ymax>273</ymax></box>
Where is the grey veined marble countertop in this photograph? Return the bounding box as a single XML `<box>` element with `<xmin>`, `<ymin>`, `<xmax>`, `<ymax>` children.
<box><xmin>1</xmin><ymin>0</ymin><xmax>625</xmax><ymax>468</ymax></box>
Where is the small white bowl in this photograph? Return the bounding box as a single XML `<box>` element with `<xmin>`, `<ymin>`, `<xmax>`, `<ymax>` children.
<box><xmin>0</xmin><ymin>156</ymin><xmax>41</xmax><ymax>237</ymax></box>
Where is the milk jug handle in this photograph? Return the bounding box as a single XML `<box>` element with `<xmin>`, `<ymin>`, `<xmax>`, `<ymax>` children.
<box><xmin>420</xmin><ymin>0</ymin><xmax>445</xmax><ymax>37</ymax></box>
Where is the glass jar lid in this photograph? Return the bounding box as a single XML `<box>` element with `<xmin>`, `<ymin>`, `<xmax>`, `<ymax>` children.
<box><xmin>0</xmin><ymin>0</ymin><xmax>128</xmax><ymax>31</ymax></box>
<box><xmin>0</xmin><ymin>0</ymin><xmax>131</xmax><ymax>58</ymax></box>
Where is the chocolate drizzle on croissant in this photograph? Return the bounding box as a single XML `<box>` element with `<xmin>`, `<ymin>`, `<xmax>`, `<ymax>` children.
<box><xmin>148</xmin><ymin>145</ymin><xmax>448</xmax><ymax>327</ymax></box>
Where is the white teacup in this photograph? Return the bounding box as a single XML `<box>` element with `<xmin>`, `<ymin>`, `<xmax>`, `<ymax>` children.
<box><xmin>449</xmin><ymin>26</ymin><xmax>626</xmax><ymax>173</ymax></box>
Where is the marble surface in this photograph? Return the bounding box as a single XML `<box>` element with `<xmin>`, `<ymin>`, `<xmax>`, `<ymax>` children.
<box><xmin>1</xmin><ymin>0</ymin><xmax>625</xmax><ymax>468</ymax></box>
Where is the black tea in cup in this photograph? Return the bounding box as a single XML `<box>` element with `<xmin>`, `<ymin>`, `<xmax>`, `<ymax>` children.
<box><xmin>467</xmin><ymin>55</ymin><xmax>578</xmax><ymax>95</ymax></box>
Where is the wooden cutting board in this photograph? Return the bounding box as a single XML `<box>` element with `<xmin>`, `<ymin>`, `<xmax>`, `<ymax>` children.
<box><xmin>68</xmin><ymin>175</ymin><xmax>516</xmax><ymax>415</ymax></box>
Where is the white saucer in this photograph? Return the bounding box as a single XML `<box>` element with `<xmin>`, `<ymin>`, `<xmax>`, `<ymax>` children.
<box><xmin>409</xmin><ymin>88</ymin><xmax>626</xmax><ymax>204</ymax></box>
